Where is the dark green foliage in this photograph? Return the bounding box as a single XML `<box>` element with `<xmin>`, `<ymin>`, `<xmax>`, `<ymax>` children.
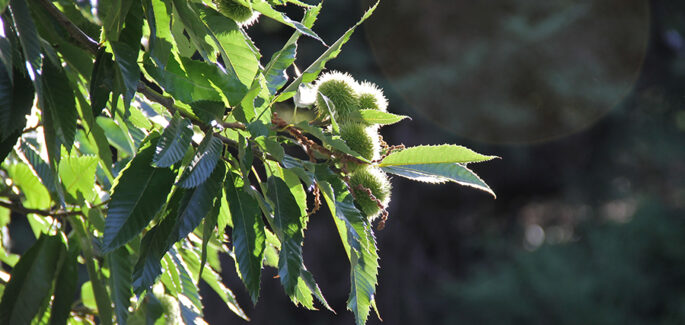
<box><xmin>104</xmin><ymin>134</ymin><xmax>176</xmax><ymax>252</ymax></box>
<box><xmin>0</xmin><ymin>235</ymin><xmax>65</xmax><ymax>325</ymax></box>
<box><xmin>0</xmin><ymin>1</ymin><xmax>495</xmax><ymax>324</ymax></box>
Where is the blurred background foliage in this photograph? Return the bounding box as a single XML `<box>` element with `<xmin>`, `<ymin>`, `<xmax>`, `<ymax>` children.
<box><xmin>218</xmin><ymin>0</ymin><xmax>685</xmax><ymax>323</ymax></box>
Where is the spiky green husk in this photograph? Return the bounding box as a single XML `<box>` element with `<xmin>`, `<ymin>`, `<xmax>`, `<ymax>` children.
<box><xmin>215</xmin><ymin>0</ymin><xmax>255</xmax><ymax>23</ymax></box>
<box><xmin>357</xmin><ymin>81</ymin><xmax>388</xmax><ymax>112</ymax></box>
<box><xmin>340</xmin><ymin>123</ymin><xmax>379</xmax><ymax>161</ymax></box>
<box><xmin>314</xmin><ymin>71</ymin><xmax>359</xmax><ymax>122</ymax></box>
<box><xmin>350</xmin><ymin>167</ymin><xmax>391</xmax><ymax>220</ymax></box>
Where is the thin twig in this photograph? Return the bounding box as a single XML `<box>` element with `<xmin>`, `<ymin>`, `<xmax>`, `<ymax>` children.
<box><xmin>0</xmin><ymin>200</ymin><xmax>82</xmax><ymax>217</ymax></box>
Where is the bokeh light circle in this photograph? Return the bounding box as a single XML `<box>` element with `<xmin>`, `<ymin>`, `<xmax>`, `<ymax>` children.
<box><xmin>364</xmin><ymin>0</ymin><xmax>649</xmax><ymax>144</ymax></box>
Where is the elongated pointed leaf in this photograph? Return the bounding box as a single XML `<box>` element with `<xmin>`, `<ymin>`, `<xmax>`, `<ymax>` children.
<box><xmin>9</xmin><ymin>0</ymin><xmax>41</xmax><ymax>74</ymax></box>
<box><xmin>90</xmin><ymin>48</ymin><xmax>116</xmax><ymax>115</ymax></box>
<box><xmin>104</xmin><ymin>134</ymin><xmax>176</xmax><ymax>252</ymax></box>
<box><xmin>379</xmin><ymin>144</ymin><xmax>498</xmax><ymax>166</ymax></box>
<box><xmin>200</xmin><ymin>265</ymin><xmax>248</xmax><ymax>320</ymax></box>
<box><xmin>0</xmin><ymin>235</ymin><xmax>65</xmax><ymax>325</ymax></box>
<box><xmin>353</xmin><ymin>109</ymin><xmax>409</xmax><ymax>126</ymax></box>
<box><xmin>266</xmin><ymin>176</ymin><xmax>304</xmax><ymax>296</ymax></box>
<box><xmin>276</xmin><ymin>1</ymin><xmax>379</xmax><ymax>102</ymax></box>
<box><xmin>261</xmin><ymin>2</ymin><xmax>321</xmax><ymax>95</ymax></box>
<box><xmin>110</xmin><ymin>41</ymin><xmax>141</xmax><ymax>108</ymax></box>
<box><xmin>382</xmin><ymin>163</ymin><xmax>495</xmax><ymax>197</ymax></box>
<box><xmin>169</xmin><ymin>249</ymin><xmax>203</xmax><ymax>316</ymax></box>
<box><xmin>0</xmin><ymin>62</ymin><xmax>33</xmax><ymax>141</ymax></box>
<box><xmin>317</xmin><ymin>172</ymin><xmax>378</xmax><ymax>325</ymax></box>
<box><xmin>378</xmin><ymin>144</ymin><xmax>496</xmax><ymax>196</ymax></box>
<box><xmin>49</xmin><ymin>239</ymin><xmax>79</xmax><ymax>325</ymax></box>
<box><xmin>301</xmin><ymin>268</ymin><xmax>333</xmax><ymax>312</ymax></box>
<box><xmin>132</xmin><ymin>162</ymin><xmax>225</xmax><ymax>292</ymax></box>
<box><xmin>131</xmin><ymin>190</ymin><xmax>183</xmax><ymax>294</ymax></box>
<box><xmin>251</xmin><ymin>1</ymin><xmax>324</xmax><ymax>45</ymax></box>
<box><xmin>195</xmin><ymin>5</ymin><xmax>260</xmax><ymax>88</ymax></box>
<box><xmin>152</xmin><ymin>114</ymin><xmax>193</xmax><ymax>167</ymax></box>
<box><xmin>177</xmin><ymin>134</ymin><xmax>222</xmax><ymax>188</ymax></box>
<box><xmin>108</xmin><ymin>247</ymin><xmax>132</xmax><ymax>325</ymax></box>
<box><xmin>225</xmin><ymin>172</ymin><xmax>265</xmax><ymax>304</ymax></box>
<box><xmin>0</xmin><ymin>129</ymin><xmax>20</xmax><ymax>164</ymax></box>
<box><xmin>264</xmin><ymin>43</ymin><xmax>296</xmax><ymax>95</ymax></box>
<box><xmin>39</xmin><ymin>58</ymin><xmax>78</xmax><ymax>164</ymax></box>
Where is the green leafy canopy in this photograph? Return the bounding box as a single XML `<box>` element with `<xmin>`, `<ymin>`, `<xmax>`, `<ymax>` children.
<box><xmin>0</xmin><ymin>1</ymin><xmax>496</xmax><ymax>324</ymax></box>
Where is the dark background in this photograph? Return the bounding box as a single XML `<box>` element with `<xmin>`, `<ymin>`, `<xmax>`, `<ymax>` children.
<box><xmin>204</xmin><ymin>0</ymin><xmax>685</xmax><ymax>324</ymax></box>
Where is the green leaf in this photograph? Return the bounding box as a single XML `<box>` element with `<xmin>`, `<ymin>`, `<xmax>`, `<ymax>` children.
<box><xmin>169</xmin><ymin>248</ymin><xmax>203</xmax><ymax>318</ymax></box>
<box><xmin>177</xmin><ymin>133</ymin><xmax>223</xmax><ymax>188</ymax></box>
<box><xmin>353</xmin><ymin>109</ymin><xmax>410</xmax><ymax>126</ymax></box>
<box><xmin>169</xmin><ymin>0</ymin><xmax>214</xmax><ymax>62</ymax></box>
<box><xmin>18</xmin><ymin>141</ymin><xmax>64</xmax><ymax>204</ymax></box>
<box><xmin>0</xmin><ymin>1</ymin><xmax>8</xmax><ymax>14</ymax></box>
<box><xmin>276</xmin><ymin>1</ymin><xmax>379</xmax><ymax>102</ymax></box>
<box><xmin>49</xmin><ymin>240</ymin><xmax>79</xmax><ymax>325</ymax></box>
<box><xmin>378</xmin><ymin>145</ymin><xmax>497</xmax><ymax>197</ymax></box>
<box><xmin>301</xmin><ymin>268</ymin><xmax>334</xmax><ymax>312</ymax></box>
<box><xmin>379</xmin><ymin>144</ymin><xmax>498</xmax><ymax>166</ymax></box>
<box><xmin>0</xmin><ymin>129</ymin><xmax>20</xmax><ymax>164</ymax></box>
<box><xmin>256</xmin><ymin>136</ymin><xmax>285</xmax><ymax>162</ymax></box>
<box><xmin>317</xmin><ymin>173</ymin><xmax>379</xmax><ymax>325</ymax></box>
<box><xmin>39</xmin><ymin>57</ymin><xmax>78</xmax><ymax>164</ymax></box>
<box><xmin>8</xmin><ymin>0</ymin><xmax>41</xmax><ymax>74</ymax></box>
<box><xmin>0</xmin><ymin>235</ymin><xmax>65</xmax><ymax>325</ymax></box>
<box><xmin>108</xmin><ymin>247</ymin><xmax>132</xmax><ymax>325</ymax></box>
<box><xmin>263</xmin><ymin>43</ymin><xmax>296</xmax><ymax>95</ymax></box>
<box><xmin>119</xmin><ymin>1</ymin><xmax>143</xmax><ymax>51</ymax></box>
<box><xmin>110</xmin><ymin>41</ymin><xmax>141</xmax><ymax>108</ymax></box>
<box><xmin>225</xmin><ymin>172</ymin><xmax>265</xmax><ymax>304</ymax></box>
<box><xmin>266</xmin><ymin>176</ymin><xmax>304</xmax><ymax>296</ymax></box>
<box><xmin>131</xmin><ymin>190</ymin><xmax>183</xmax><ymax>294</ymax></box>
<box><xmin>58</xmin><ymin>153</ymin><xmax>99</xmax><ymax>202</ymax></box>
<box><xmin>152</xmin><ymin>114</ymin><xmax>193</xmax><ymax>168</ymax></box>
<box><xmin>80</xmin><ymin>281</ymin><xmax>97</xmax><ymax>310</ymax></box>
<box><xmin>90</xmin><ymin>48</ymin><xmax>115</xmax><ymax>115</ymax></box>
<box><xmin>101</xmin><ymin>0</ymin><xmax>132</xmax><ymax>41</ymax></box>
<box><xmin>132</xmin><ymin>162</ymin><xmax>225</xmax><ymax>292</ymax></box>
<box><xmin>251</xmin><ymin>1</ymin><xmax>325</xmax><ymax>45</ymax></box>
<box><xmin>190</xmin><ymin>100</ymin><xmax>225</xmax><ymax>124</ymax></box>
<box><xmin>103</xmin><ymin>134</ymin><xmax>177</xmax><ymax>253</ymax></box>
<box><xmin>96</xmin><ymin>116</ymin><xmax>135</xmax><ymax>157</ymax></box>
<box><xmin>382</xmin><ymin>163</ymin><xmax>495</xmax><ymax>197</ymax></box>
<box><xmin>200</xmin><ymin>265</ymin><xmax>249</xmax><ymax>320</ymax></box>
<box><xmin>260</xmin><ymin>4</ymin><xmax>321</xmax><ymax>94</ymax></box>
<box><xmin>199</xmin><ymin>198</ymin><xmax>220</xmax><ymax>278</ymax></box>
<box><xmin>195</xmin><ymin>5</ymin><xmax>260</xmax><ymax>88</ymax></box>
<box><xmin>6</xmin><ymin>163</ymin><xmax>50</xmax><ymax>211</ymax></box>
<box><xmin>0</xmin><ymin>62</ymin><xmax>33</xmax><ymax>141</ymax></box>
